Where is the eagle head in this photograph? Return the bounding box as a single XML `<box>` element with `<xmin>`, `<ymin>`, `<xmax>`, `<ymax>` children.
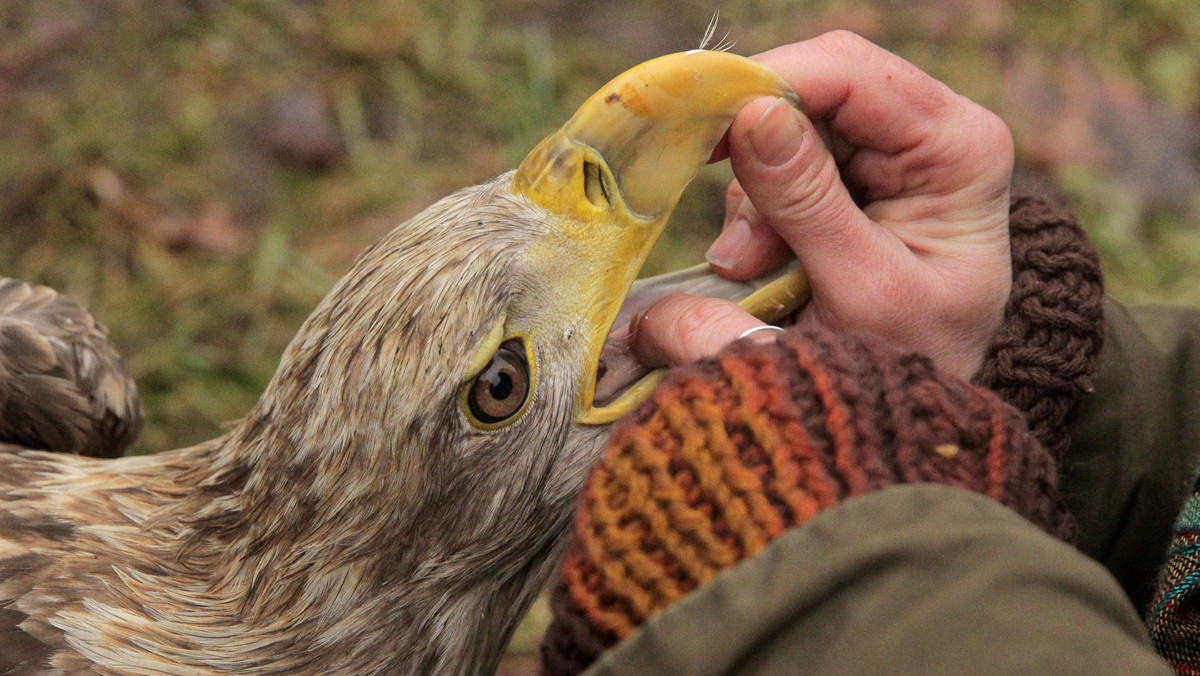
<box><xmin>0</xmin><ymin>51</ymin><xmax>805</xmax><ymax>675</ymax></box>
<box><xmin>224</xmin><ymin>50</ymin><xmax>805</xmax><ymax>671</ymax></box>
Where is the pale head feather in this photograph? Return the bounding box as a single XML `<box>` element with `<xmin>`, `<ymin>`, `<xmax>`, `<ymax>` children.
<box><xmin>0</xmin><ymin>172</ymin><xmax>612</xmax><ymax>675</ymax></box>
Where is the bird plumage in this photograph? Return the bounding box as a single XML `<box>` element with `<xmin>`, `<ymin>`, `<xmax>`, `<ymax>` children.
<box><xmin>0</xmin><ymin>278</ymin><xmax>141</xmax><ymax>459</ymax></box>
<box><xmin>0</xmin><ymin>51</ymin><xmax>800</xmax><ymax>674</ymax></box>
<box><xmin>0</xmin><ymin>177</ymin><xmax>612</xmax><ymax>674</ymax></box>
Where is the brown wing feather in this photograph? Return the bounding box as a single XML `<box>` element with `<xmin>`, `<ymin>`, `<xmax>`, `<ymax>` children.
<box><xmin>0</xmin><ymin>278</ymin><xmax>141</xmax><ymax>458</ymax></box>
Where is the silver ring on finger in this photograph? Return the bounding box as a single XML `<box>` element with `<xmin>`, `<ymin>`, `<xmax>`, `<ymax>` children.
<box><xmin>737</xmin><ymin>325</ymin><xmax>786</xmax><ymax>343</ymax></box>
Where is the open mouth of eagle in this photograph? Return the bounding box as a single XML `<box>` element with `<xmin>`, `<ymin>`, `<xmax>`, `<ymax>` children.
<box><xmin>511</xmin><ymin>49</ymin><xmax>804</xmax><ymax>425</ymax></box>
<box><xmin>592</xmin><ymin>260</ymin><xmax>808</xmax><ymax>409</ymax></box>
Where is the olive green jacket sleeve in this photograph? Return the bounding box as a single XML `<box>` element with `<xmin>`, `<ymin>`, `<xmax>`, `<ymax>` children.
<box><xmin>588</xmin><ymin>485</ymin><xmax>1171</xmax><ymax>675</ymax></box>
<box><xmin>1066</xmin><ymin>298</ymin><xmax>1200</xmax><ymax>612</ymax></box>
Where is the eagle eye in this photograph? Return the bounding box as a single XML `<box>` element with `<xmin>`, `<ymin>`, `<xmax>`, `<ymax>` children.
<box><xmin>465</xmin><ymin>339</ymin><xmax>531</xmax><ymax>426</ymax></box>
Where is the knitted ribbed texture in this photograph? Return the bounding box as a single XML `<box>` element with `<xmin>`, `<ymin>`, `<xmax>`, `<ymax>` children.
<box><xmin>973</xmin><ymin>179</ymin><xmax>1105</xmax><ymax>462</ymax></box>
<box><xmin>540</xmin><ymin>327</ymin><xmax>1074</xmax><ymax>676</ymax></box>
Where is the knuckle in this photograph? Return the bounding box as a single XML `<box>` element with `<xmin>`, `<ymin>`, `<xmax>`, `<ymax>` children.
<box><xmin>724</xmin><ymin>180</ymin><xmax>748</xmax><ymax>216</ymax></box>
<box><xmin>725</xmin><ymin>179</ymin><xmax>747</xmax><ymax>203</ymax></box>
<box><xmin>954</xmin><ymin>105</ymin><xmax>1015</xmax><ymax>185</ymax></box>
<box><xmin>816</xmin><ymin>30</ymin><xmax>874</xmax><ymax>60</ymax></box>
<box><xmin>766</xmin><ymin>154</ymin><xmax>857</xmax><ymax>242</ymax></box>
<box><xmin>669</xmin><ymin>296</ymin><xmax>741</xmax><ymax>338</ymax></box>
<box><xmin>978</xmin><ymin>108</ymin><xmax>1015</xmax><ymax>162</ymax></box>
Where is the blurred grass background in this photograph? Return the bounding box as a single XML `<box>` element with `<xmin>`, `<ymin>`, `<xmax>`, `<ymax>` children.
<box><xmin>2</xmin><ymin>1</ymin><xmax>1199</xmax><ymax>671</ymax></box>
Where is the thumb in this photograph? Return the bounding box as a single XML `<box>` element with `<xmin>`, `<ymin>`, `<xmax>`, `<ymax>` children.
<box><xmin>715</xmin><ymin>97</ymin><xmax>889</xmax><ymax>290</ymax></box>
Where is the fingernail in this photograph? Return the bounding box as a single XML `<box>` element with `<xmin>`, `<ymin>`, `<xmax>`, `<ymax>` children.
<box><xmin>705</xmin><ymin>215</ymin><xmax>751</xmax><ymax>271</ymax></box>
<box><xmin>749</xmin><ymin>98</ymin><xmax>805</xmax><ymax>167</ymax></box>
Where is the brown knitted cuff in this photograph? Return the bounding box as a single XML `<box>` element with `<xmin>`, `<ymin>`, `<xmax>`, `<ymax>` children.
<box><xmin>541</xmin><ymin>326</ymin><xmax>1073</xmax><ymax>676</ymax></box>
<box><xmin>973</xmin><ymin>178</ymin><xmax>1105</xmax><ymax>463</ymax></box>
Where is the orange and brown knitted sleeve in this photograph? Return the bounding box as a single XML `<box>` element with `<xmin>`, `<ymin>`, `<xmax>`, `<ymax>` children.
<box><xmin>540</xmin><ymin>326</ymin><xmax>1074</xmax><ymax>675</ymax></box>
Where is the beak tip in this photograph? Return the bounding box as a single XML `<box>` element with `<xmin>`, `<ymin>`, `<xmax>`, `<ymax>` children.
<box><xmin>515</xmin><ymin>50</ymin><xmax>795</xmax><ymax>221</ymax></box>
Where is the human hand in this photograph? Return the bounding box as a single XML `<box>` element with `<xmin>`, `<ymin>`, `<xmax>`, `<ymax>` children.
<box><xmin>632</xmin><ymin>31</ymin><xmax>1015</xmax><ymax>381</ymax></box>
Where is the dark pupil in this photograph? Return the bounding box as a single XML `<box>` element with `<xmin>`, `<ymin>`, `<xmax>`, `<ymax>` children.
<box><xmin>489</xmin><ymin>370</ymin><xmax>514</xmax><ymax>401</ymax></box>
<box><xmin>468</xmin><ymin>340</ymin><xmax>529</xmax><ymax>424</ymax></box>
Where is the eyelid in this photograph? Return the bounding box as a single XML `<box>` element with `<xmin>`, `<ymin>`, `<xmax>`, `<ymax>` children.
<box><xmin>462</xmin><ymin>317</ymin><xmax>507</xmax><ymax>384</ymax></box>
<box><xmin>460</xmin><ymin>335</ymin><xmax>537</xmax><ymax>431</ymax></box>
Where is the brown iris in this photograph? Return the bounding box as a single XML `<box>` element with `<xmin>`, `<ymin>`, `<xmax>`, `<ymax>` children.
<box><xmin>467</xmin><ymin>339</ymin><xmax>530</xmax><ymax>424</ymax></box>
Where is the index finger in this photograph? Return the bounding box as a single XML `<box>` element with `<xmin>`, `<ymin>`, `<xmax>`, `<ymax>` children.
<box><xmin>754</xmin><ymin>31</ymin><xmax>961</xmax><ymax>153</ymax></box>
<box><xmin>756</xmin><ymin>32</ymin><xmax>1012</xmax><ymax>198</ymax></box>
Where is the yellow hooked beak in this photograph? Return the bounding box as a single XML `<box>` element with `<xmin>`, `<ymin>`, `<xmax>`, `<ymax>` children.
<box><xmin>512</xmin><ymin>50</ymin><xmax>810</xmax><ymax>425</ymax></box>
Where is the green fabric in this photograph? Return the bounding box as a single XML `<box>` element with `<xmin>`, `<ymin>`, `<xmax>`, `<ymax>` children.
<box><xmin>588</xmin><ymin>484</ymin><xmax>1170</xmax><ymax>676</ymax></box>
<box><xmin>1065</xmin><ymin>299</ymin><xmax>1200</xmax><ymax>612</ymax></box>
